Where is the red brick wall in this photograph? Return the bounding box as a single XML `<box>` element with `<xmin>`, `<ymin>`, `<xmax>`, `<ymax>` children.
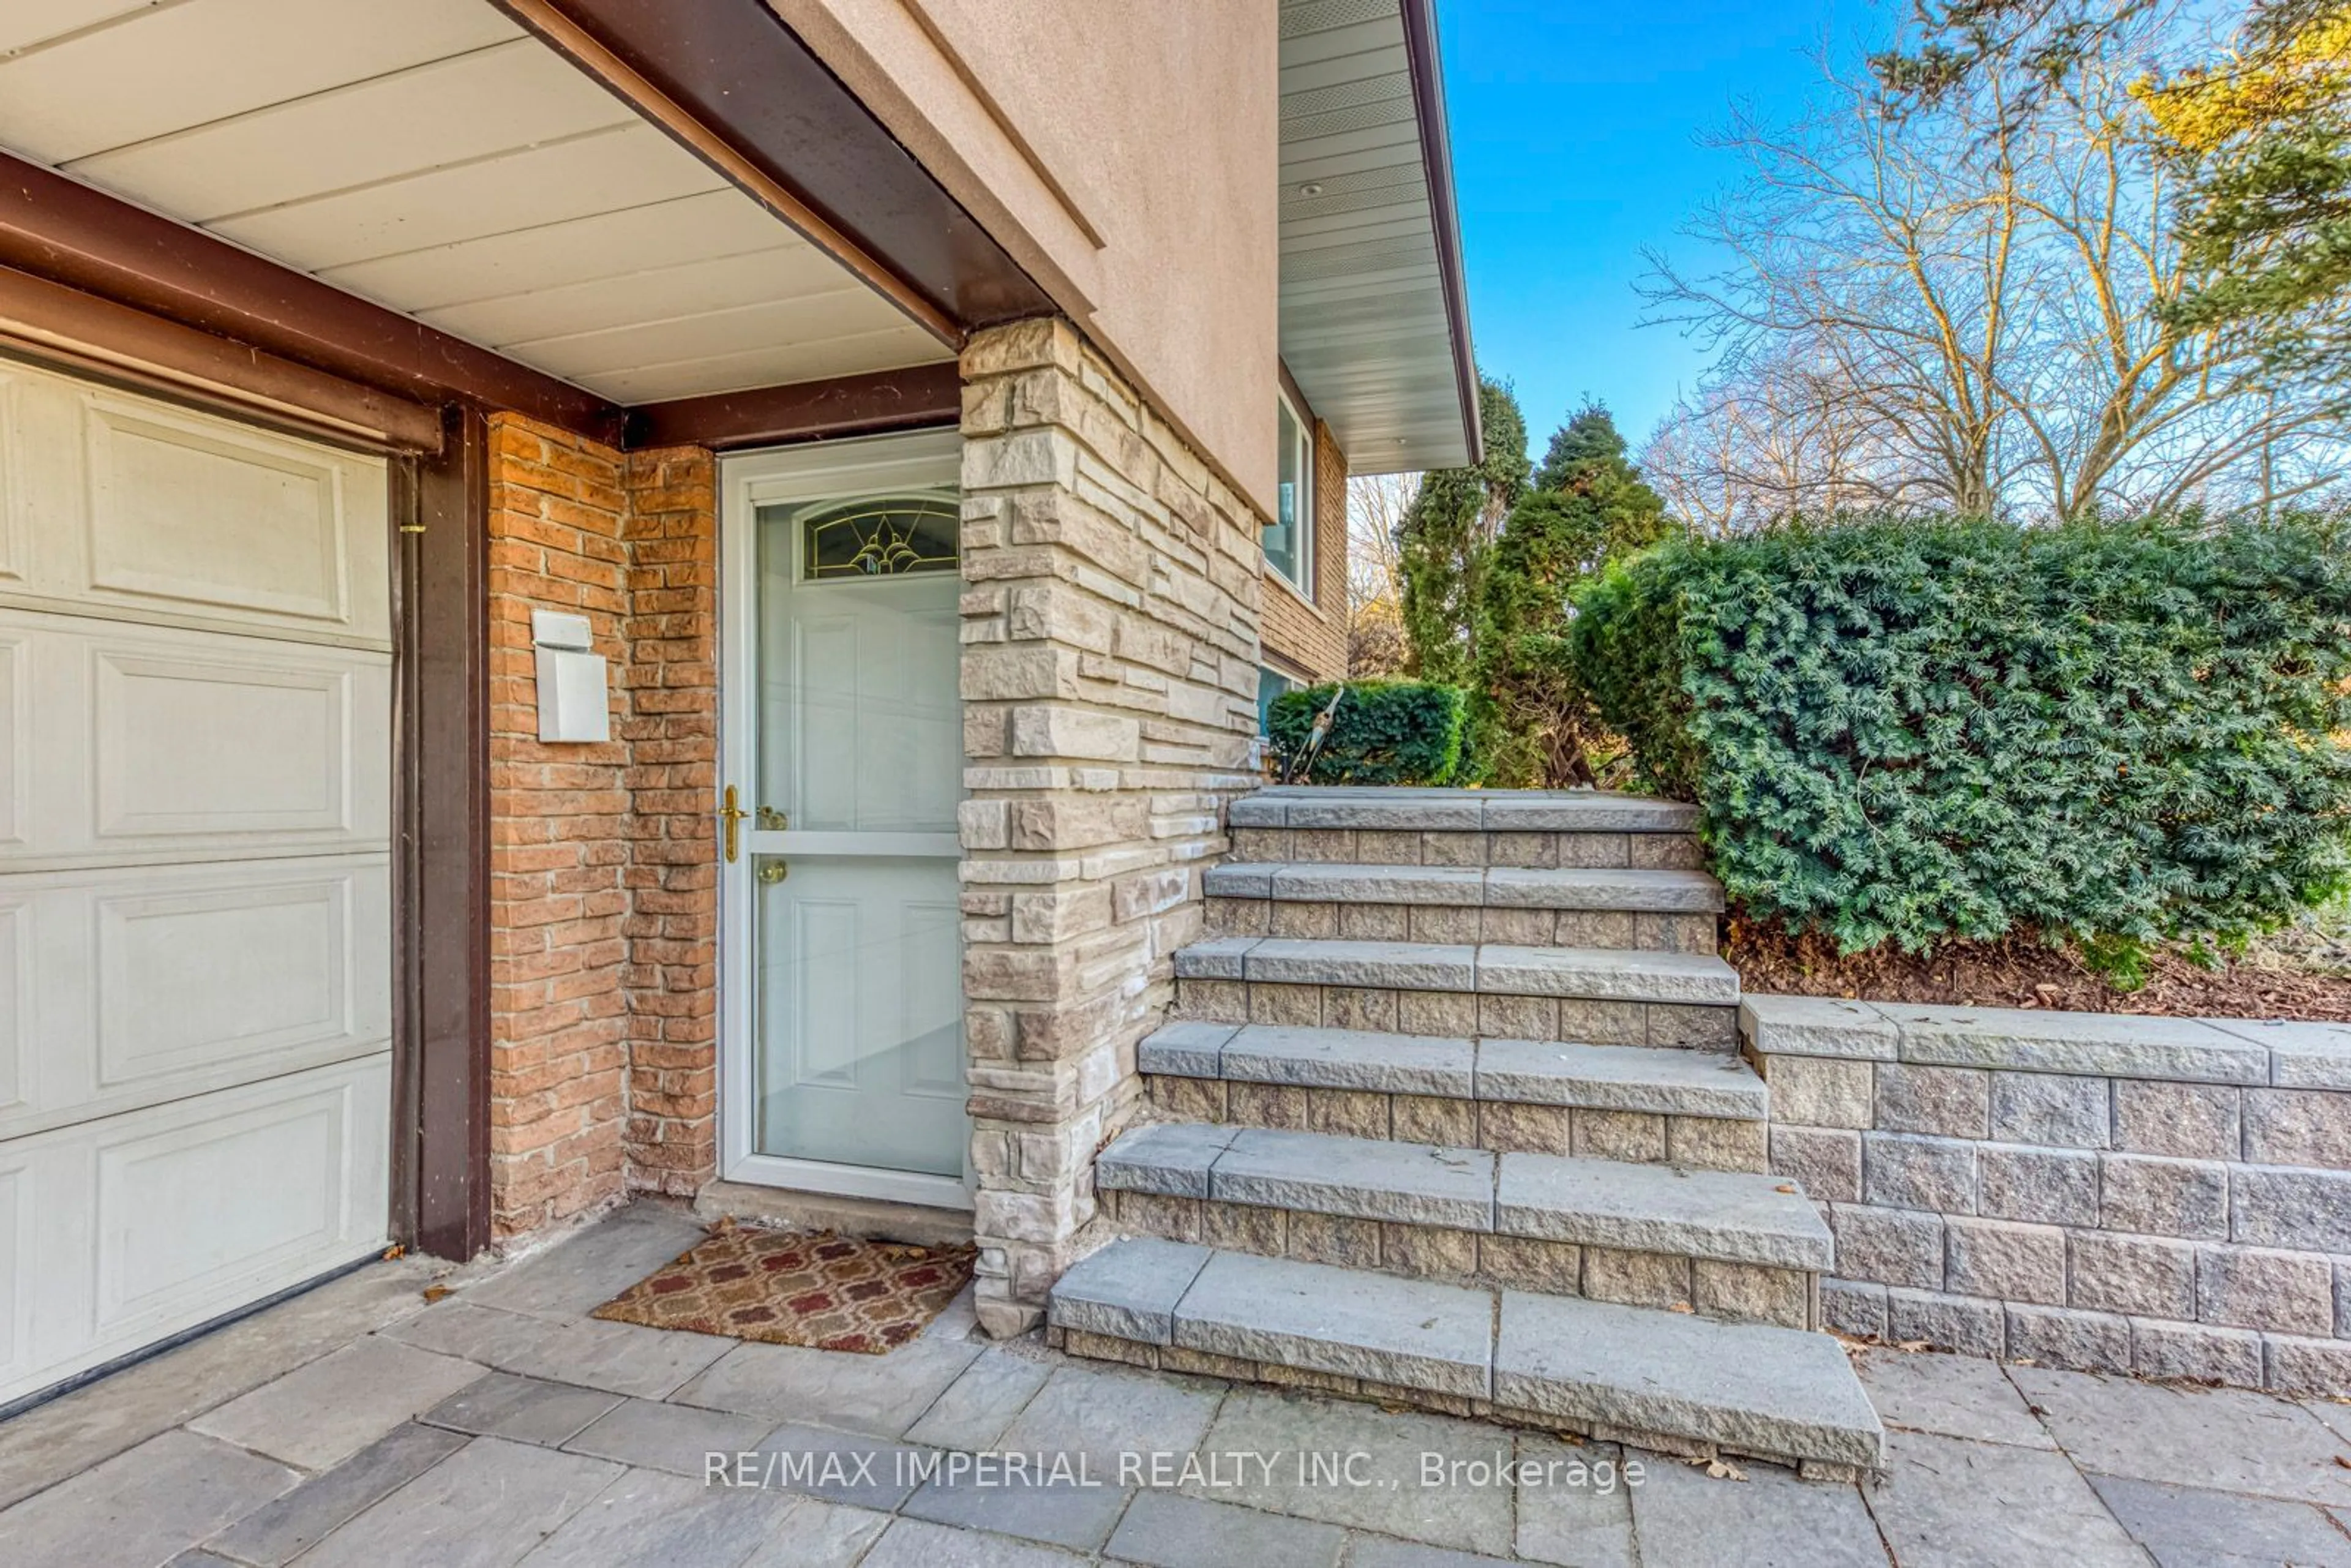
<box><xmin>1259</xmin><ymin>417</ymin><xmax>1348</xmax><ymax>683</ymax></box>
<box><xmin>619</xmin><ymin>448</ymin><xmax>721</xmax><ymax>1197</ymax></box>
<box><xmin>486</xmin><ymin>415</ymin><xmax>633</xmax><ymax>1236</ymax></box>
<box><xmin>484</xmin><ymin>416</ymin><xmax>720</xmax><ymax>1239</ymax></box>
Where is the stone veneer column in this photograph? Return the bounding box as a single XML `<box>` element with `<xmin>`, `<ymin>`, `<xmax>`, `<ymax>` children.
<box><xmin>957</xmin><ymin>318</ymin><xmax>1265</xmax><ymax>1334</ymax></box>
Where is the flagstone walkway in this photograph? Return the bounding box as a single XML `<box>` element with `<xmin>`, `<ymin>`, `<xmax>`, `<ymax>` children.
<box><xmin>2</xmin><ymin>1200</ymin><xmax>2347</xmax><ymax>1566</ymax></box>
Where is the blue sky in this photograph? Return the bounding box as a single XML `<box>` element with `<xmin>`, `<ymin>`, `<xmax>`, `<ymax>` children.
<box><xmin>1437</xmin><ymin>0</ymin><xmax>1888</xmax><ymax>456</ymax></box>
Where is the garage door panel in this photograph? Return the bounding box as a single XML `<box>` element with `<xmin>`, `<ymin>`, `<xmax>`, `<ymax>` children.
<box><xmin>0</xmin><ymin>610</ymin><xmax>389</xmax><ymax>870</ymax></box>
<box><xmin>94</xmin><ymin>1072</ymin><xmax>358</xmax><ymax>1332</ymax></box>
<box><xmin>98</xmin><ymin>871</ymin><xmax>367</xmax><ymax>1089</ymax></box>
<box><xmin>0</xmin><ymin>362</ymin><xmax>389</xmax><ymax>648</ymax></box>
<box><xmin>0</xmin><ymin>900</ymin><xmax>23</xmax><ymax>1120</ymax></box>
<box><xmin>0</xmin><ymin>636</ymin><xmax>19</xmax><ymax>848</ymax></box>
<box><xmin>0</xmin><ymin>1058</ymin><xmax>387</xmax><ymax>1406</ymax></box>
<box><xmin>0</xmin><ymin>1153</ymin><xmax>26</xmax><ymax>1390</ymax></box>
<box><xmin>95</xmin><ymin>646</ymin><xmax>353</xmax><ymax>839</ymax></box>
<box><xmin>0</xmin><ymin>856</ymin><xmax>388</xmax><ymax>1141</ymax></box>
<box><xmin>0</xmin><ymin>372</ymin><xmax>31</xmax><ymax>587</ymax></box>
<box><xmin>85</xmin><ymin>398</ymin><xmax>353</xmax><ymax>624</ymax></box>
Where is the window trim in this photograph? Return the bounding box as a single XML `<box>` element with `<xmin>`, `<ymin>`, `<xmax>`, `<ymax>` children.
<box><xmin>1269</xmin><ymin>387</ymin><xmax>1314</xmax><ymax>598</ymax></box>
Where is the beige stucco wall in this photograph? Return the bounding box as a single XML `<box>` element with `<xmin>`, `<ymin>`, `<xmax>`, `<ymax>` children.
<box><xmin>768</xmin><ymin>0</ymin><xmax>1280</xmax><ymax>521</ymax></box>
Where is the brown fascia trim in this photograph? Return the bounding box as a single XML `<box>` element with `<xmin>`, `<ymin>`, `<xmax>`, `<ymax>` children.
<box><xmin>0</xmin><ymin>153</ymin><xmax>624</xmax><ymax>445</ymax></box>
<box><xmin>0</xmin><ymin>264</ymin><xmax>443</xmax><ymax>452</ymax></box>
<box><xmin>495</xmin><ymin>0</ymin><xmax>1056</xmax><ymax>335</ymax></box>
<box><xmin>1397</xmin><ymin>0</ymin><xmax>1483</xmax><ymax>463</ymax></box>
<box><xmin>627</xmin><ymin>361</ymin><xmax>962</xmax><ymax>451</ymax></box>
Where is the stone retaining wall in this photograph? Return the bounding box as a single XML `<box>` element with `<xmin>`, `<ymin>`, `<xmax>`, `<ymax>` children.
<box><xmin>1744</xmin><ymin>996</ymin><xmax>2351</xmax><ymax>1395</ymax></box>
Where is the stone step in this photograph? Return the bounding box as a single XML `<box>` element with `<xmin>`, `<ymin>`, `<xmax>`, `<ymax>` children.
<box><xmin>1141</xmin><ymin>1021</ymin><xmax>1767</xmax><ymax>1120</ymax></box>
<box><xmin>1231</xmin><ymin>788</ymin><xmax>1700</xmax><ymax>835</ymax></box>
<box><xmin>1174</xmin><ymin>937</ymin><xmax>1739</xmax><ymax>1004</ymax></box>
<box><xmin>1205</xmin><ymin>863</ymin><xmax>1725</xmax><ymax>911</ymax></box>
<box><xmin>1096</xmin><ymin>1123</ymin><xmax>1831</xmax><ymax>1270</ymax></box>
<box><xmin>1233</xmin><ymin>827</ymin><xmax>1708</xmax><ymax>874</ymax></box>
<box><xmin>1173</xmin><ymin>937</ymin><xmax>1742</xmax><ymax>1049</ymax></box>
<box><xmin>1204</xmin><ymin>865</ymin><xmax>1723</xmax><ymax>953</ymax></box>
<box><xmin>1048</xmin><ymin>1239</ymin><xmax>1883</xmax><ymax>1473</ymax></box>
<box><xmin>1099</xmin><ymin>1125</ymin><xmax>1809</xmax><ymax>1324</ymax></box>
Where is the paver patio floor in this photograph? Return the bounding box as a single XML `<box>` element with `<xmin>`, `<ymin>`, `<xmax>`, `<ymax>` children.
<box><xmin>3</xmin><ymin>1199</ymin><xmax>2348</xmax><ymax>1566</ymax></box>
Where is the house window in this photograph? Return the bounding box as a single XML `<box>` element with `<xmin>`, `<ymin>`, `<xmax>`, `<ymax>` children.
<box><xmin>1256</xmin><ymin>664</ymin><xmax>1297</xmax><ymax>735</ymax></box>
<box><xmin>1266</xmin><ymin>391</ymin><xmax>1312</xmax><ymax>594</ymax></box>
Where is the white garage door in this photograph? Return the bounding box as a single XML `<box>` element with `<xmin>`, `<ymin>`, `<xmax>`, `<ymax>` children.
<box><xmin>0</xmin><ymin>360</ymin><xmax>392</xmax><ymax>1408</ymax></box>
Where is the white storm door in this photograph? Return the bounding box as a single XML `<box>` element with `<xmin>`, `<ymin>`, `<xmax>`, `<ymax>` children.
<box><xmin>719</xmin><ymin>431</ymin><xmax>968</xmax><ymax>1209</ymax></box>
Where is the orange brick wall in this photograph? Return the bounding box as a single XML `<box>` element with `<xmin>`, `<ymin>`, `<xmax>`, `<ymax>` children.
<box><xmin>484</xmin><ymin>415</ymin><xmax>719</xmax><ymax>1238</ymax></box>
<box><xmin>1259</xmin><ymin>417</ymin><xmax>1348</xmax><ymax>683</ymax></box>
<box><xmin>619</xmin><ymin>448</ymin><xmax>721</xmax><ymax>1197</ymax></box>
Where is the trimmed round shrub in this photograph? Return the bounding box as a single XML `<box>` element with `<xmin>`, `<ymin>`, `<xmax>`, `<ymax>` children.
<box><xmin>1269</xmin><ymin>680</ymin><xmax>1466</xmax><ymax>786</ymax></box>
<box><xmin>1567</xmin><ymin>513</ymin><xmax>2351</xmax><ymax>951</ymax></box>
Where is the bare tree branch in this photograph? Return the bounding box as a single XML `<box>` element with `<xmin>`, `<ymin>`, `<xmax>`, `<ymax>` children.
<box><xmin>1638</xmin><ymin>4</ymin><xmax>2337</xmax><ymax>525</ymax></box>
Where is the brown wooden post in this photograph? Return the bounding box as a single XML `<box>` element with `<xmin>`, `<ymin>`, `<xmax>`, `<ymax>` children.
<box><xmin>397</xmin><ymin>405</ymin><xmax>495</xmax><ymax>1259</ymax></box>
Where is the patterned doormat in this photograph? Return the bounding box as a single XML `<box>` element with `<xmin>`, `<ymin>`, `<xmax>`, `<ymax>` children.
<box><xmin>591</xmin><ymin>1224</ymin><xmax>977</xmax><ymax>1354</ymax></box>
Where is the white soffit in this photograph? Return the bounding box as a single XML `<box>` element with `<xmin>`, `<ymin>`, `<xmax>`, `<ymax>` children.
<box><xmin>1279</xmin><ymin>0</ymin><xmax>1472</xmax><ymax>474</ymax></box>
<box><xmin>0</xmin><ymin>0</ymin><xmax>951</xmax><ymax>403</ymax></box>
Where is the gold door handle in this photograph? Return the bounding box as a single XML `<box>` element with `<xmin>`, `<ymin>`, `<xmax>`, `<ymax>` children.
<box><xmin>719</xmin><ymin>785</ymin><xmax>748</xmax><ymax>863</ymax></box>
<box><xmin>757</xmin><ymin>857</ymin><xmax>789</xmax><ymax>885</ymax></box>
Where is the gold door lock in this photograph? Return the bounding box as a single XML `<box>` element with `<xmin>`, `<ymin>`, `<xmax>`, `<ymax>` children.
<box><xmin>756</xmin><ymin>857</ymin><xmax>789</xmax><ymax>885</ymax></box>
<box><xmin>756</xmin><ymin>806</ymin><xmax>788</xmax><ymax>830</ymax></box>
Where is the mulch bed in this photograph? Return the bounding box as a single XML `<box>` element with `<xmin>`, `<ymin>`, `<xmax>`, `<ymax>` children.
<box><xmin>593</xmin><ymin>1223</ymin><xmax>976</xmax><ymax>1354</ymax></box>
<box><xmin>1723</xmin><ymin>917</ymin><xmax>2351</xmax><ymax>1022</ymax></box>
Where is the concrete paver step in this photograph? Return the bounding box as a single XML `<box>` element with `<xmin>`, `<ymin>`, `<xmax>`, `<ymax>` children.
<box><xmin>1204</xmin><ymin>862</ymin><xmax>1726</xmax><ymax>912</ymax></box>
<box><xmin>1095</xmin><ymin>1123</ymin><xmax>1831</xmax><ymax>1268</ymax></box>
<box><xmin>1494</xmin><ymin>1288</ymin><xmax>1884</xmax><ymax>1469</ymax></box>
<box><xmin>1048</xmin><ymin>1240</ymin><xmax>1883</xmax><ymax>1470</ymax></box>
<box><xmin>1139</xmin><ymin>1021</ymin><xmax>1767</xmax><ymax>1119</ymax></box>
<box><xmin>1174</xmin><ymin>936</ymin><xmax>1739</xmax><ymax>1006</ymax></box>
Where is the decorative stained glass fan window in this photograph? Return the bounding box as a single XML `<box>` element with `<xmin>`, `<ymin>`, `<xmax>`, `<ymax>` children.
<box><xmin>800</xmin><ymin>491</ymin><xmax>959</xmax><ymax>579</ymax></box>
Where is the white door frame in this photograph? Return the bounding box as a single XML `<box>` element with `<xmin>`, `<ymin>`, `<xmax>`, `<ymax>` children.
<box><xmin>717</xmin><ymin>429</ymin><xmax>972</xmax><ymax>1211</ymax></box>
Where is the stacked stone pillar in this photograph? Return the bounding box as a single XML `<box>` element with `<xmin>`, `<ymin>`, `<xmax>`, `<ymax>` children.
<box><xmin>956</xmin><ymin>319</ymin><xmax>1265</xmax><ymax>1333</ymax></box>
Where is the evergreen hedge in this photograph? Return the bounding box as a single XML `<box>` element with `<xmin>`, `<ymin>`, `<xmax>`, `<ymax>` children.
<box><xmin>1567</xmin><ymin>514</ymin><xmax>2351</xmax><ymax>951</ymax></box>
<box><xmin>1269</xmin><ymin>680</ymin><xmax>1466</xmax><ymax>786</ymax></box>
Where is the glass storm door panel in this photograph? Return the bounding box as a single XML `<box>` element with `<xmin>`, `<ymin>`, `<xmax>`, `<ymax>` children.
<box><xmin>724</xmin><ymin>432</ymin><xmax>967</xmax><ymax>1196</ymax></box>
<box><xmin>754</xmin><ymin>855</ymin><xmax>963</xmax><ymax>1176</ymax></box>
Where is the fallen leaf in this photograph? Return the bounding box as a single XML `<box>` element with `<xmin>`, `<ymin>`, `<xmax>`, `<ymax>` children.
<box><xmin>1895</xmin><ymin>1339</ymin><xmax>1929</xmax><ymax>1354</ymax></box>
<box><xmin>380</xmin><ymin>1244</ymin><xmax>405</xmax><ymax>1261</ymax></box>
<box><xmin>421</xmin><ymin>1284</ymin><xmax>452</xmax><ymax>1304</ymax></box>
<box><xmin>1774</xmin><ymin>1184</ymin><xmax>1796</xmax><ymax>1195</ymax></box>
<box><xmin>1703</xmin><ymin>1457</ymin><xmax>1747</xmax><ymax>1481</ymax></box>
<box><xmin>2333</xmin><ymin>1456</ymin><xmax>2351</xmax><ymax>1472</ymax></box>
<box><xmin>1668</xmin><ymin>1301</ymin><xmax>1695</xmax><ymax>1315</ymax></box>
